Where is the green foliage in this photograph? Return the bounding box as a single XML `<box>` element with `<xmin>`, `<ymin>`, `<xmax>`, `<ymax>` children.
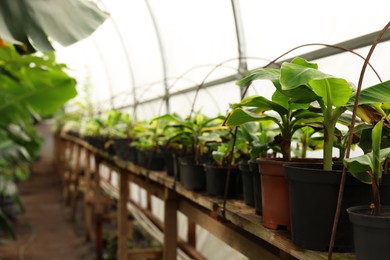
<box><xmin>229</xmin><ymin>57</ymin><xmax>390</xmax><ymax>170</ymax></box>
<box><xmin>344</xmin><ymin>119</ymin><xmax>390</xmax><ymax>215</ymax></box>
<box><xmin>153</xmin><ymin>112</ymin><xmax>225</xmax><ymax>163</ymax></box>
<box><xmin>0</xmin><ymin>44</ymin><xmax>77</xmax><ymax>238</ymax></box>
<box><xmin>0</xmin><ymin>0</ymin><xmax>108</xmax><ymax>54</ymax></box>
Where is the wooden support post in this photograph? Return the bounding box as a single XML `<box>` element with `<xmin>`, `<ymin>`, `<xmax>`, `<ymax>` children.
<box><xmin>71</xmin><ymin>144</ymin><xmax>82</xmax><ymax>220</ymax></box>
<box><xmin>84</xmin><ymin>150</ymin><xmax>94</xmax><ymax>241</ymax></box>
<box><xmin>164</xmin><ymin>188</ymin><xmax>178</xmax><ymax>260</ymax></box>
<box><xmin>188</xmin><ymin>219</ymin><xmax>196</xmax><ymax>247</ymax></box>
<box><xmin>117</xmin><ymin>169</ymin><xmax>129</xmax><ymax>260</ymax></box>
<box><xmin>94</xmin><ymin>155</ymin><xmax>103</xmax><ymax>260</ymax></box>
<box><xmin>64</xmin><ymin>141</ymin><xmax>74</xmax><ymax>205</ymax></box>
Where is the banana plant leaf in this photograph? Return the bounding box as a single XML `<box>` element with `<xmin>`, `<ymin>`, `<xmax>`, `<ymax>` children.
<box><xmin>344</xmin><ymin>120</ymin><xmax>390</xmax><ymax>184</ymax></box>
<box><xmin>0</xmin><ymin>0</ymin><xmax>108</xmax><ymax>54</ymax></box>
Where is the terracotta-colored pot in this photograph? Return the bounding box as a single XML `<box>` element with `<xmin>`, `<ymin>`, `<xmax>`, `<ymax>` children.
<box><xmin>257</xmin><ymin>158</ymin><xmax>290</xmax><ymax>230</ymax></box>
<box><xmin>257</xmin><ymin>158</ymin><xmax>321</xmax><ymax>230</ymax></box>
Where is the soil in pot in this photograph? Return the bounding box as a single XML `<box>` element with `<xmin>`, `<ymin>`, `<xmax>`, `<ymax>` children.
<box><xmin>204</xmin><ymin>164</ymin><xmax>241</xmax><ymax>198</ymax></box>
<box><xmin>285</xmin><ymin>163</ymin><xmax>390</xmax><ymax>252</ymax></box>
<box><xmin>347</xmin><ymin>206</ymin><xmax>390</xmax><ymax>260</ymax></box>
<box><xmin>179</xmin><ymin>159</ymin><xmax>205</xmax><ymax>191</ymax></box>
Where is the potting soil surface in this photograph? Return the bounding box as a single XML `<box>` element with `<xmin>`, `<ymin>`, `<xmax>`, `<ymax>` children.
<box><xmin>0</xmin><ymin>158</ymin><xmax>96</xmax><ymax>260</ymax></box>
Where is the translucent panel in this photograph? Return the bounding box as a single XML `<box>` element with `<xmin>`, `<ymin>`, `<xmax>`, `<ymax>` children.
<box><xmin>149</xmin><ymin>0</ymin><xmax>239</xmax><ymax>86</ymax></box>
<box><xmin>136</xmin><ymin>100</ymin><xmax>168</xmax><ymax>121</ymax></box>
<box><xmin>239</xmin><ymin>0</ymin><xmax>390</xmax><ymax>70</ymax></box>
<box><xmin>314</xmin><ymin>42</ymin><xmax>390</xmax><ymax>88</ymax></box>
<box><xmin>169</xmin><ymin>82</ymin><xmax>241</xmax><ymax>118</ymax></box>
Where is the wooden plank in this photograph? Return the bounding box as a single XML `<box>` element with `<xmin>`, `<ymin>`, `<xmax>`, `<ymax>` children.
<box><xmin>118</xmin><ymin>169</ymin><xmax>129</xmax><ymax>260</ymax></box>
<box><xmin>94</xmin><ymin>155</ymin><xmax>104</xmax><ymax>260</ymax></box>
<box><xmin>127</xmin><ymin>248</ymin><xmax>162</xmax><ymax>259</ymax></box>
<box><xmin>70</xmin><ymin>144</ymin><xmax>82</xmax><ymax>220</ymax></box>
<box><xmin>60</xmin><ymin>135</ymin><xmax>354</xmax><ymax>260</ymax></box>
<box><xmin>83</xmin><ymin>149</ymin><xmax>94</xmax><ymax>242</ymax></box>
<box><xmin>179</xmin><ymin>199</ymin><xmax>281</xmax><ymax>260</ymax></box>
<box><xmin>163</xmin><ymin>188</ymin><xmax>178</xmax><ymax>260</ymax></box>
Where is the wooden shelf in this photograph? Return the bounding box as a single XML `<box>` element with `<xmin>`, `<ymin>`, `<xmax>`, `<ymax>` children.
<box><xmin>60</xmin><ymin>134</ymin><xmax>355</xmax><ymax>260</ymax></box>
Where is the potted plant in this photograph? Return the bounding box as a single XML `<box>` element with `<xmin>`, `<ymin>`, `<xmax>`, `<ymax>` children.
<box><xmin>277</xmin><ymin>57</ymin><xmax>390</xmax><ymax>251</ymax></box>
<box><xmin>345</xmin><ymin>118</ymin><xmax>390</xmax><ymax>259</ymax></box>
<box><xmin>225</xmin><ymin>60</ymin><xmax>320</xmax><ymax>229</ymax></box>
<box><xmin>154</xmin><ymin>112</ymin><xmax>224</xmax><ymax>191</ymax></box>
<box><xmin>237</xmin><ymin>121</ymin><xmax>276</xmax><ymax>213</ymax></box>
<box><xmin>203</xmin><ymin>124</ymin><xmax>248</xmax><ymax>198</ymax></box>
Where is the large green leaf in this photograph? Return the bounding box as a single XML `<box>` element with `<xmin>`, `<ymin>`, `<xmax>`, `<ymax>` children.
<box><xmin>309</xmin><ymin>79</ymin><xmax>353</xmax><ymax>107</ymax></box>
<box><xmin>0</xmin><ymin>46</ymin><xmax>77</xmax><ymax>122</ymax></box>
<box><xmin>347</xmin><ymin>80</ymin><xmax>390</xmax><ymax>106</ymax></box>
<box><xmin>225</xmin><ymin>108</ymin><xmax>278</xmax><ymax>127</ymax></box>
<box><xmin>280</xmin><ymin>61</ymin><xmax>352</xmax><ymax>107</ymax></box>
<box><xmin>236</xmin><ymin>68</ymin><xmax>280</xmax><ymax>88</ymax></box>
<box><xmin>271</xmin><ymin>89</ymin><xmax>311</xmax><ymax>111</ymax></box>
<box><xmin>231</xmin><ymin>95</ymin><xmax>288</xmax><ymax>116</ymax></box>
<box><xmin>0</xmin><ymin>0</ymin><xmax>108</xmax><ymax>53</ymax></box>
<box><xmin>0</xmin><ymin>68</ymin><xmax>76</xmax><ymax>117</ymax></box>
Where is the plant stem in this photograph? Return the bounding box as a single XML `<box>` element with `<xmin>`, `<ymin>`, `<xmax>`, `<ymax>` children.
<box><xmin>323</xmin><ymin>117</ymin><xmax>335</xmax><ymax>171</ymax></box>
<box><xmin>372</xmin><ymin>175</ymin><xmax>381</xmax><ymax>216</ymax></box>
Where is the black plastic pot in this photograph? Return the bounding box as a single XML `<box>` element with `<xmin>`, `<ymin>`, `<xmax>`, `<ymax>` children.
<box><xmin>179</xmin><ymin>160</ymin><xmax>205</xmax><ymax>191</ymax></box>
<box><xmin>163</xmin><ymin>150</ymin><xmax>180</xmax><ymax>180</ymax></box>
<box><xmin>347</xmin><ymin>206</ymin><xmax>390</xmax><ymax>260</ymax></box>
<box><xmin>249</xmin><ymin>160</ymin><xmax>262</xmax><ymax>215</ymax></box>
<box><xmin>205</xmin><ymin>165</ymin><xmax>240</xmax><ymax>198</ymax></box>
<box><xmin>239</xmin><ymin>160</ymin><xmax>255</xmax><ymax>206</ymax></box>
<box><xmin>136</xmin><ymin>149</ymin><xmax>165</xmax><ymax>171</ymax></box>
<box><xmin>285</xmin><ymin>163</ymin><xmax>390</xmax><ymax>252</ymax></box>
<box><xmin>112</xmin><ymin>138</ymin><xmax>138</xmax><ymax>162</ymax></box>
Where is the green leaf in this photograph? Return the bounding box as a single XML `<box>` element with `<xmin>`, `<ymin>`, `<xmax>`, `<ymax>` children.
<box><xmin>231</xmin><ymin>95</ymin><xmax>288</xmax><ymax>116</ymax></box>
<box><xmin>236</xmin><ymin>68</ymin><xmax>280</xmax><ymax>87</ymax></box>
<box><xmin>372</xmin><ymin>119</ymin><xmax>383</xmax><ymax>177</ymax></box>
<box><xmin>309</xmin><ymin>78</ymin><xmax>353</xmax><ymax>107</ymax></box>
<box><xmin>225</xmin><ymin>108</ymin><xmax>278</xmax><ymax>127</ymax></box>
<box><xmin>348</xmin><ymin>80</ymin><xmax>390</xmax><ymax>106</ymax></box>
<box><xmin>271</xmin><ymin>89</ymin><xmax>311</xmax><ymax>110</ymax></box>
<box><xmin>344</xmin><ymin>118</ymin><xmax>390</xmax><ymax>184</ymax></box>
<box><xmin>0</xmin><ymin>0</ymin><xmax>108</xmax><ymax>53</ymax></box>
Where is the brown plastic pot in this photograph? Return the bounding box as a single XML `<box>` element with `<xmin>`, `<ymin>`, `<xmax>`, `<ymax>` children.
<box><xmin>257</xmin><ymin>158</ymin><xmax>290</xmax><ymax>230</ymax></box>
<box><xmin>257</xmin><ymin>157</ymin><xmax>322</xmax><ymax>230</ymax></box>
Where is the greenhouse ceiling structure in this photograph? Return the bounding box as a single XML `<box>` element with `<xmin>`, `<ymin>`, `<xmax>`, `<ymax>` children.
<box><xmin>53</xmin><ymin>0</ymin><xmax>390</xmax><ymax>120</ymax></box>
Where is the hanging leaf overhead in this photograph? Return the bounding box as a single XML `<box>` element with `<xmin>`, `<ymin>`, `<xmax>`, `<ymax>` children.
<box><xmin>0</xmin><ymin>0</ymin><xmax>108</xmax><ymax>53</ymax></box>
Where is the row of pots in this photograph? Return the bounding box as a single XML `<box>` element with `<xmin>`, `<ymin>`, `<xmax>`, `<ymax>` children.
<box><xmin>83</xmin><ymin>136</ymin><xmax>260</xmax><ymax>204</ymax></box>
<box><xmin>82</xmin><ymin>135</ymin><xmax>390</xmax><ymax>257</ymax></box>
<box><xmin>259</xmin><ymin>158</ymin><xmax>390</xmax><ymax>259</ymax></box>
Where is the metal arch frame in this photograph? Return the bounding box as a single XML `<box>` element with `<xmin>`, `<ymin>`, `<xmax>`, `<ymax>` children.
<box><xmin>121</xmin><ymin>29</ymin><xmax>390</xmax><ymax>109</ymax></box>
<box><xmin>97</xmin><ymin>0</ymin><xmax>138</xmax><ymax>119</ymax></box>
<box><xmin>89</xmin><ymin>1</ymin><xmax>390</xmax><ymax>113</ymax></box>
<box><xmin>231</xmin><ymin>0</ymin><xmax>248</xmax><ymax>76</ymax></box>
<box><xmin>90</xmin><ymin>36</ymin><xmax>114</xmax><ymax>109</ymax></box>
<box><xmin>144</xmin><ymin>0</ymin><xmax>170</xmax><ymax>113</ymax></box>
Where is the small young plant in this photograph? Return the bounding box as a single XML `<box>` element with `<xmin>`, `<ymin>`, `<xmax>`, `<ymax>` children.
<box><xmin>344</xmin><ymin>119</ymin><xmax>390</xmax><ymax>215</ymax></box>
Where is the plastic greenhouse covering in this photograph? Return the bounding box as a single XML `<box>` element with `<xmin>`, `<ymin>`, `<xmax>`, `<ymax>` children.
<box><xmin>56</xmin><ymin>0</ymin><xmax>390</xmax><ymax>121</ymax></box>
<box><xmin>2</xmin><ymin>0</ymin><xmax>390</xmax><ymax>259</ymax></box>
